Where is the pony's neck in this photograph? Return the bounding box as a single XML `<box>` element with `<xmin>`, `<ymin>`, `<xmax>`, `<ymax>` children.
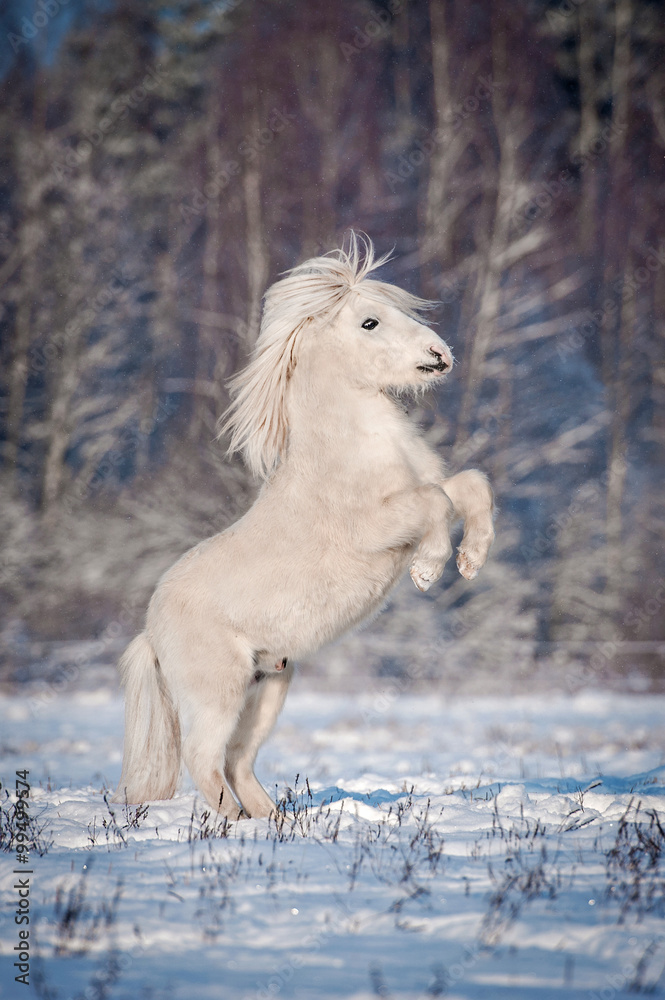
<box><xmin>285</xmin><ymin>346</ymin><xmax>391</xmax><ymax>453</ymax></box>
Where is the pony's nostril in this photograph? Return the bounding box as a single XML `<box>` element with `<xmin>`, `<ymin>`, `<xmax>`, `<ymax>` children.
<box><xmin>429</xmin><ymin>347</ymin><xmax>451</xmax><ymax>372</ymax></box>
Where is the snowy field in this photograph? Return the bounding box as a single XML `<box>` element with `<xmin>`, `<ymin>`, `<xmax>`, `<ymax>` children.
<box><xmin>1</xmin><ymin>671</ymin><xmax>665</xmax><ymax>1000</ymax></box>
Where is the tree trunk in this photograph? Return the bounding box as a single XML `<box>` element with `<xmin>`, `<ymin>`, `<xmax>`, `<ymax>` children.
<box><xmin>41</xmin><ymin>328</ymin><xmax>83</xmax><ymax>512</ymax></box>
<box><xmin>5</xmin><ymin>87</ymin><xmax>47</xmax><ymax>486</ymax></box>
<box><xmin>189</xmin><ymin>90</ymin><xmax>226</xmax><ymax>443</ymax></box>
<box><xmin>5</xmin><ymin>245</ymin><xmax>36</xmax><ymax>481</ymax></box>
<box><xmin>455</xmin><ymin>12</ymin><xmax>524</xmax><ymax>444</ymax></box>
<box><xmin>422</xmin><ymin>0</ymin><xmax>458</xmax><ymax>280</ymax></box>
<box><xmin>576</xmin><ymin>1</ymin><xmax>601</xmax><ymax>256</ymax></box>
<box><xmin>243</xmin><ymin>92</ymin><xmax>267</xmax><ymax>350</ymax></box>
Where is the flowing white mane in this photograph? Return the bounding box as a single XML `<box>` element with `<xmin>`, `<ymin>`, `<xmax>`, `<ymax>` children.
<box><xmin>220</xmin><ymin>233</ymin><xmax>436</xmax><ymax>479</ymax></box>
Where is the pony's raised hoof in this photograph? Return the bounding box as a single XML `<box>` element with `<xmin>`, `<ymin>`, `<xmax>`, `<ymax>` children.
<box><xmin>410</xmin><ymin>560</ymin><xmax>441</xmax><ymax>592</ymax></box>
<box><xmin>456</xmin><ymin>548</ymin><xmax>479</xmax><ymax>580</ymax></box>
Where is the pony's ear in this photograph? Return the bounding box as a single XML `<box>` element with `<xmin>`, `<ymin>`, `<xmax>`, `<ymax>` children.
<box><xmin>218</xmin><ymin>317</ymin><xmax>307</xmax><ymax>479</ymax></box>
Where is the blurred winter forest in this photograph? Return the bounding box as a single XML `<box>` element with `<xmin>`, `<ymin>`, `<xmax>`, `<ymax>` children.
<box><xmin>0</xmin><ymin>0</ymin><xmax>663</xmax><ymax>692</ymax></box>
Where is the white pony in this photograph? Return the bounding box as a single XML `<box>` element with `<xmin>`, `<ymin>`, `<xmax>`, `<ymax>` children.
<box><xmin>114</xmin><ymin>235</ymin><xmax>494</xmax><ymax>820</ymax></box>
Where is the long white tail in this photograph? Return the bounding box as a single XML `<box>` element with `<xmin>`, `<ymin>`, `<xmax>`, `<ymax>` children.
<box><xmin>112</xmin><ymin>633</ymin><xmax>181</xmax><ymax>803</ymax></box>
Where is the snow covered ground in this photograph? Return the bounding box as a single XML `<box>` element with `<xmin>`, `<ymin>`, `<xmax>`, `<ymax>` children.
<box><xmin>1</xmin><ymin>671</ymin><xmax>664</xmax><ymax>999</ymax></box>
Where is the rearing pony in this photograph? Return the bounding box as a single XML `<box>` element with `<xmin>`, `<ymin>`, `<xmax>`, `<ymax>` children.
<box><xmin>114</xmin><ymin>235</ymin><xmax>495</xmax><ymax>819</ymax></box>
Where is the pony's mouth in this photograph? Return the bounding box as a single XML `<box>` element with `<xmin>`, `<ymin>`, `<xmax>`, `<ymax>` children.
<box><xmin>417</xmin><ymin>362</ymin><xmax>450</xmax><ymax>375</ymax></box>
<box><xmin>417</xmin><ymin>347</ymin><xmax>453</xmax><ymax>376</ymax></box>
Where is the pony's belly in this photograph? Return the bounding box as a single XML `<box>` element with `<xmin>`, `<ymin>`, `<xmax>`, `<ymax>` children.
<box><xmin>247</xmin><ymin>545</ymin><xmax>412</xmax><ymax>658</ymax></box>
<box><xmin>150</xmin><ymin>527</ymin><xmax>413</xmax><ymax>661</ymax></box>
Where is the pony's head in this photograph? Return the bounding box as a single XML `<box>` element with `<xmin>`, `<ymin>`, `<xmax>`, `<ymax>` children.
<box><xmin>220</xmin><ymin>233</ymin><xmax>453</xmax><ymax>478</ymax></box>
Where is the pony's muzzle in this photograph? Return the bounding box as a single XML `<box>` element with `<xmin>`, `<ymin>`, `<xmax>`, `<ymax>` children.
<box><xmin>418</xmin><ymin>346</ymin><xmax>453</xmax><ymax>374</ymax></box>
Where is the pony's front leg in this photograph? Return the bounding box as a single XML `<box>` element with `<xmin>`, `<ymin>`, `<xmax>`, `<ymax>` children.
<box><xmin>407</xmin><ymin>484</ymin><xmax>455</xmax><ymax>592</ymax></box>
<box><xmin>368</xmin><ymin>484</ymin><xmax>454</xmax><ymax>591</ymax></box>
<box><xmin>441</xmin><ymin>469</ymin><xmax>495</xmax><ymax>580</ymax></box>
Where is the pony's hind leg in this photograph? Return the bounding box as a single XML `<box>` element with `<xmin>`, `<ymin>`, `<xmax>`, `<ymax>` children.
<box><xmin>174</xmin><ymin>640</ymin><xmax>255</xmax><ymax>819</ymax></box>
<box><xmin>442</xmin><ymin>470</ymin><xmax>495</xmax><ymax>580</ymax></box>
<box><xmin>182</xmin><ymin>706</ymin><xmax>244</xmax><ymax>819</ymax></box>
<box><xmin>225</xmin><ymin>661</ymin><xmax>294</xmax><ymax>818</ymax></box>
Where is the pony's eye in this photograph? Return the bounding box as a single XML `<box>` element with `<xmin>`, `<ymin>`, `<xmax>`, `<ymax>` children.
<box><xmin>361</xmin><ymin>318</ymin><xmax>379</xmax><ymax>331</ymax></box>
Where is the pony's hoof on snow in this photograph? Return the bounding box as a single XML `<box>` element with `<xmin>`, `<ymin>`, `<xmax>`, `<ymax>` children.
<box><xmin>456</xmin><ymin>548</ymin><xmax>479</xmax><ymax>581</ymax></box>
<box><xmin>211</xmin><ymin>802</ymin><xmax>244</xmax><ymax>822</ymax></box>
<box><xmin>227</xmin><ymin>811</ymin><xmax>245</xmax><ymax>824</ymax></box>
